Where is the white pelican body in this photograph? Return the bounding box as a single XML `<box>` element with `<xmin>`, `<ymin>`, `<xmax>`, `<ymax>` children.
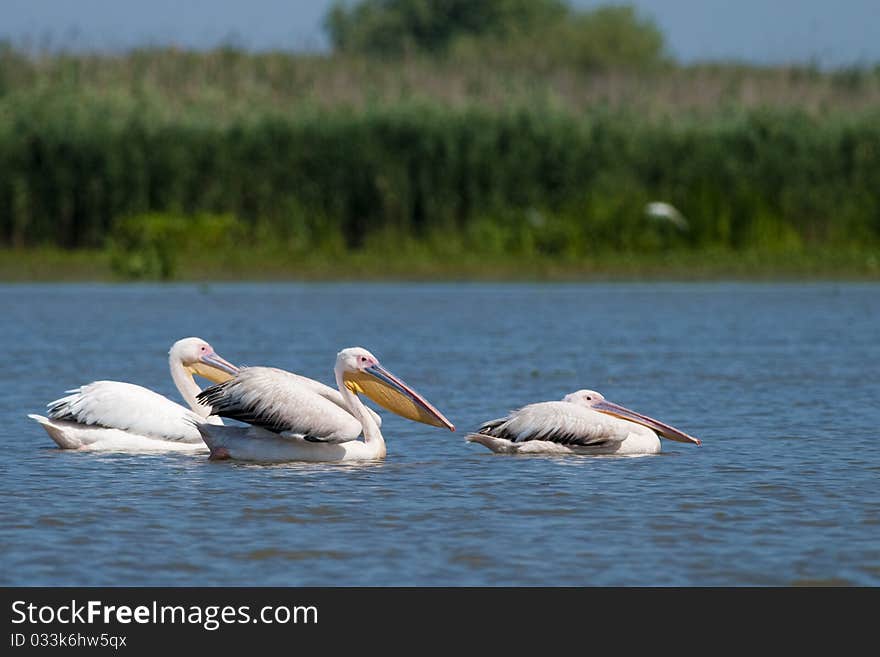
<box><xmin>29</xmin><ymin>338</ymin><xmax>238</xmax><ymax>452</ymax></box>
<box><xmin>197</xmin><ymin>347</ymin><xmax>455</xmax><ymax>463</ymax></box>
<box><xmin>467</xmin><ymin>390</ymin><xmax>701</xmax><ymax>456</ymax></box>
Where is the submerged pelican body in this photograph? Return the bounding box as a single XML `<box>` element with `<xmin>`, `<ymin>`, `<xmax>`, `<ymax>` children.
<box><xmin>196</xmin><ymin>347</ymin><xmax>455</xmax><ymax>463</ymax></box>
<box><xmin>29</xmin><ymin>337</ymin><xmax>238</xmax><ymax>452</ymax></box>
<box><xmin>467</xmin><ymin>389</ymin><xmax>700</xmax><ymax>456</ymax></box>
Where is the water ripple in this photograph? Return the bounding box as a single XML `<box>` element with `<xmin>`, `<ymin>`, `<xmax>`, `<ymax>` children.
<box><xmin>2</xmin><ymin>282</ymin><xmax>879</xmax><ymax>585</ymax></box>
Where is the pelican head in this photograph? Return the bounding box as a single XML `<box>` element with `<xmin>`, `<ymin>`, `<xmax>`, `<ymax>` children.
<box><xmin>336</xmin><ymin>347</ymin><xmax>455</xmax><ymax>431</ymax></box>
<box><xmin>564</xmin><ymin>389</ymin><xmax>701</xmax><ymax>445</ymax></box>
<box><xmin>170</xmin><ymin>337</ymin><xmax>239</xmax><ymax>384</ymax></box>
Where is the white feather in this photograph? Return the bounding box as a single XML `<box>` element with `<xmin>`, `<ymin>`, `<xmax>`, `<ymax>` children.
<box><xmin>287</xmin><ymin>373</ymin><xmax>382</xmax><ymax>428</ymax></box>
<box><xmin>468</xmin><ymin>401</ymin><xmax>661</xmax><ymax>455</ymax></box>
<box><xmin>197</xmin><ymin>424</ymin><xmax>384</xmax><ymax>463</ymax></box>
<box><xmin>47</xmin><ymin>381</ymin><xmax>204</xmax><ymax>441</ymax></box>
<box><xmin>32</xmin><ymin>381</ymin><xmax>212</xmax><ymax>450</ymax></box>
<box><xmin>199</xmin><ymin>367</ymin><xmax>366</xmax><ymax>443</ymax></box>
<box><xmin>28</xmin><ymin>415</ymin><xmax>207</xmax><ymax>452</ymax></box>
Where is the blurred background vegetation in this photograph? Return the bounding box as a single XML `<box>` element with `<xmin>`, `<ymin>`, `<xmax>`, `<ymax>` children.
<box><xmin>1</xmin><ymin>0</ymin><xmax>879</xmax><ymax>279</ymax></box>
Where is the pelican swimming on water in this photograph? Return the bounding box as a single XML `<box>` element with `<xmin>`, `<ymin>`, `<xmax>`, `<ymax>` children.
<box><xmin>196</xmin><ymin>347</ymin><xmax>455</xmax><ymax>462</ymax></box>
<box><xmin>29</xmin><ymin>337</ymin><xmax>239</xmax><ymax>451</ymax></box>
<box><xmin>467</xmin><ymin>389</ymin><xmax>700</xmax><ymax>456</ymax></box>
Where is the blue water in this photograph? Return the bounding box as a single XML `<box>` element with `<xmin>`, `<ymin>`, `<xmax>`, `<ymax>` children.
<box><xmin>1</xmin><ymin>282</ymin><xmax>878</xmax><ymax>586</ymax></box>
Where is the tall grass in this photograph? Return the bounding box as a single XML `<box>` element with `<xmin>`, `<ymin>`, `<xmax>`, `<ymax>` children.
<box><xmin>1</xmin><ymin>47</ymin><xmax>879</xmax><ymax>266</ymax></box>
<box><xmin>4</xmin><ymin>46</ymin><xmax>880</xmax><ymax>117</ymax></box>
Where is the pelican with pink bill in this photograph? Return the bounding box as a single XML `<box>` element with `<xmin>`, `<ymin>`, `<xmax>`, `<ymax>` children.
<box><xmin>467</xmin><ymin>389</ymin><xmax>700</xmax><ymax>456</ymax></box>
<box><xmin>196</xmin><ymin>347</ymin><xmax>455</xmax><ymax>462</ymax></box>
<box><xmin>28</xmin><ymin>337</ymin><xmax>239</xmax><ymax>452</ymax></box>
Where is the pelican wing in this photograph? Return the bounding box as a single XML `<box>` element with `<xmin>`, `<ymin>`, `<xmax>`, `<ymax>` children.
<box><xmin>197</xmin><ymin>367</ymin><xmax>364</xmax><ymax>443</ymax></box>
<box><xmin>46</xmin><ymin>381</ymin><xmax>203</xmax><ymax>442</ymax></box>
<box><xmin>477</xmin><ymin>401</ymin><xmax>638</xmax><ymax>447</ymax></box>
<box><xmin>285</xmin><ymin>372</ymin><xmax>382</xmax><ymax>429</ymax></box>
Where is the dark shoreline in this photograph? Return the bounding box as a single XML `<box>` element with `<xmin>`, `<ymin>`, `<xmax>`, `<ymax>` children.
<box><xmin>2</xmin><ymin>247</ymin><xmax>878</xmax><ymax>282</ymax></box>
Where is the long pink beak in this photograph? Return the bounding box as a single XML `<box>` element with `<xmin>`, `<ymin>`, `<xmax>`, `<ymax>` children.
<box><xmin>200</xmin><ymin>351</ymin><xmax>239</xmax><ymax>376</ymax></box>
<box><xmin>592</xmin><ymin>399</ymin><xmax>701</xmax><ymax>445</ymax></box>
<box><xmin>366</xmin><ymin>363</ymin><xmax>456</xmax><ymax>431</ymax></box>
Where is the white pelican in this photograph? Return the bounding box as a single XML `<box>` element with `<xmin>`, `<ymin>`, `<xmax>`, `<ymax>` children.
<box><xmin>467</xmin><ymin>389</ymin><xmax>700</xmax><ymax>456</ymax></box>
<box><xmin>28</xmin><ymin>337</ymin><xmax>239</xmax><ymax>451</ymax></box>
<box><xmin>195</xmin><ymin>347</ymin><xmax>455</xmax><ymax>462</ymax></box>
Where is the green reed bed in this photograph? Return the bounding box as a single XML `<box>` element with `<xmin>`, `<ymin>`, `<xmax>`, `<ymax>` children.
<box><xmin>1</xmin><ymin>48</ymin><xmax>879</xmax><ymax>279</ymax></box>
